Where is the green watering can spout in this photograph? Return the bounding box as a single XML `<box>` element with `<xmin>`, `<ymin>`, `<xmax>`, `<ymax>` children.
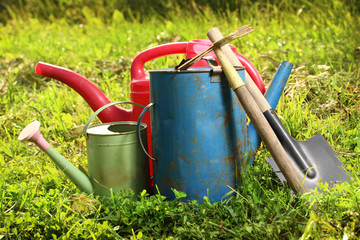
<box><xmin>18</xmin><ymin>121</ymin><xmax>94</xmax><ymax>195</ymax></box>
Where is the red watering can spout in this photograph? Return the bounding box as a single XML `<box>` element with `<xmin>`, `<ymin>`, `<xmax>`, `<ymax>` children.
<box><xmin>35</xmin><ymin>62</ymin><xmax>132</xmax><ymax>123</ymax></box>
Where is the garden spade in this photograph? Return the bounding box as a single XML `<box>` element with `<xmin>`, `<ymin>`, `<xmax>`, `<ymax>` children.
<box><xmin>205</xmin><ymin>32</ymin><xmax>308</xmax><ymax>194</ymax></box>
<box><xmin>207</xmin><ymin>27</ymin><xmax>350</xmax><ymax>191</ymax></box>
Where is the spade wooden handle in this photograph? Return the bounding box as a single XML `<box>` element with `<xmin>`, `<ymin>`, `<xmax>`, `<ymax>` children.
<box><xmin>212</xmin><ymin>44</ymin><xmax>307</xmax><ymax>194</ymax></box>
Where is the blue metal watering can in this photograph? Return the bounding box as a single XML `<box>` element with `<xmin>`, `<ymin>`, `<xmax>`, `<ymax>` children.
<box><xmin>138</xmin><ymin>62</ymin><xmax>293</xmax><ymax>203</ymax></box>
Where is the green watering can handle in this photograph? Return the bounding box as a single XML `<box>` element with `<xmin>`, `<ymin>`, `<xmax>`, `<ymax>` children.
<box><xmin>83</xmin><ymin>101</ymin><xmax>146</xmax><ymax>135</ymax></box>
<box><xmin>137</xmin><ymin>103</ymin><xmax>155</xmax><ymax>160</ymax></box>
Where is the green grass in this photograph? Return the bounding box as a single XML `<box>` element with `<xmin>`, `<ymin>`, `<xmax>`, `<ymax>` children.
<box><xmin>1</xmin><ymin>0</ymin><xmax>360</xmax><ymax>239</ymax></box>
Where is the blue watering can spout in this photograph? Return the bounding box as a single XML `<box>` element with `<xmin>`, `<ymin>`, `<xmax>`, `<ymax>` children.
<box><xmin>247</xmin><ymin>61</ymin><xmax>293</xmax><ymax>164</ymax></box>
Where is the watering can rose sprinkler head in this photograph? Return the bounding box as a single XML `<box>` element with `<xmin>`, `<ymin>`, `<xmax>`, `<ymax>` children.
<box><xmin>18</xmin><ymin>121</ymin><xmax>94</xmax><ymax>195</ymax></box>
<box><xmin>18</xmin><ymin>121</ymin><xmax>49</xmax><ymax>151</ymax></box>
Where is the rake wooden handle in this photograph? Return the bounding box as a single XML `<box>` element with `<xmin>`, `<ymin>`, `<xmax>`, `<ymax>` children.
<box><xmin>211</xmin><ymin>41</ymin><xmax>307</xmax><ymax>194</ymax></box>
<box><xmin>207</xmin><ymin>27</ymin><xmax>271</xmax><ymax>112</ymax></box>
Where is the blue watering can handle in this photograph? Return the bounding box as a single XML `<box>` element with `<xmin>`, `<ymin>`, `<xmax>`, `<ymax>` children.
<box><xmin>137</xmin><ymin>103</ymin><xmax>155</xmax><ymax>160</ymax></box>
<box><xmin>83</xmin><ymin>101</ymin><xmax>146</xmax><ymax>134</ymax></box>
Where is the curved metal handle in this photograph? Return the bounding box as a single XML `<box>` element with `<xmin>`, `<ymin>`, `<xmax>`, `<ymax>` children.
<box><xmin>83</xmin><ymin>101</ymin><xmax>145</xmax><ymax>134</ymax></box>
<box><xmin>137</xmin><ymin>103</ymin><xmax>155</xmax><ymax>160</ymax></box>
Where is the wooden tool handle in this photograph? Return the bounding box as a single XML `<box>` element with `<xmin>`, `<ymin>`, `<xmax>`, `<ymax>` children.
<box><xmin>212</xmin><ymin>46</ymin><xmax>307</xmax><ymax>194</ymax></box>
<box><xmin>207</xmin><ymin>27</ymin><xmax>271</xmax><ymax>112</ymax></box>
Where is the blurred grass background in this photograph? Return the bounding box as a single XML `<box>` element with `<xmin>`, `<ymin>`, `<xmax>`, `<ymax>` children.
<box><xmin>1</xmin><ymin>0</ymin><xmax>359</xmax><ymax>25</ymax></box>
<box><xmin>0</xmin><ymin>0</ymin><xmax>360</xmax><ymax>239</ymax></box>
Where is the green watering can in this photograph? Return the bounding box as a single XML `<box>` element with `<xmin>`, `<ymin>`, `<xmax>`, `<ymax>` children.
<box><xmin>18</xmin><ymin>102</ymin><xmax>149</xmax><ymax>196</ymax></box>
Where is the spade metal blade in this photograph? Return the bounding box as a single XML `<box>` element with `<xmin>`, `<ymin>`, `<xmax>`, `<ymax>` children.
<box><xmin>266</xmin><ymin>133</ymin><xmax>350</xmax><ymax>190</ymax></box>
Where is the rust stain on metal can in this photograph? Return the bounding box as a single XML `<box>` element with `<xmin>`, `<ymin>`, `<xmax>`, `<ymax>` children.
<box><xmin>223</xmin><ymin>112</ymin><xmax>233</xmax><ymax>127</ymax></box>
<box><xmin>235</xmin><ymin>138</ymin><xmax>243</xmax><ymax>151</ymax></box>
<box><xmin>223</xmin><ymin>155</ymin><xmax>237</xmax><ymax>167</ymax></box>
<box><xmin>170</xmin><ymin>161</ymin><xmax>177</xmax><ymax>170</ymax></box>
<box><xmin>163</xmin><ymin>176</ymin><xmax>180</xmax><ymax>189</ymax></box>
<box><xmin>175</xmin><ymin>154</ymin><xmax>193</xmax><ymax>162</ymax></box>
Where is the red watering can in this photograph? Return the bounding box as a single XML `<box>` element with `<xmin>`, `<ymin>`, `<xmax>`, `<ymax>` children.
<box><xmin>35</xmin><ymin>39</ymin><xmax>265</xmax><ymax>187</ymax></box>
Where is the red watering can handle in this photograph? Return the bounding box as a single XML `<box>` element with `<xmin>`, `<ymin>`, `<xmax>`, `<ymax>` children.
<box><xmin>131</xmin><ymin>42</ymin><xmax>188</xmax><ymax>80</ymax></box>
<box><xmin>130</xmin><ymin>40</ymin><xmax>265</xmax><ymax>93</ymax></box>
